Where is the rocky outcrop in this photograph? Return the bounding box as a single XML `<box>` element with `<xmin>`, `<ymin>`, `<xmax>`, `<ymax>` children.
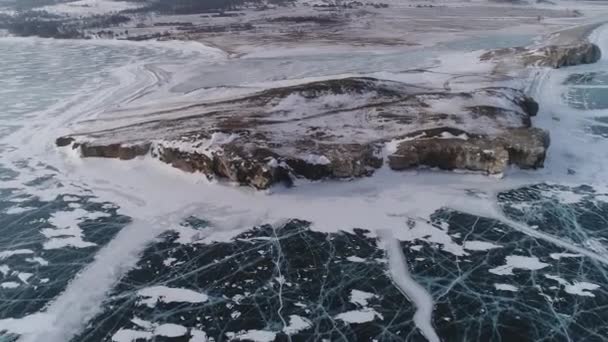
<box><xmin>388</xmin><ymin>127</ymin><xmax>550</xmax><ymax>173</ymax></box>
<box><xmin>57</xmin><ymin>77</ymin><xmax>549</xmax><ymax>189</ymax></box>
<box><xmin>480</xmin><ymin>42</ymin><xmax>601</xmax><ymax>69</ymax></box>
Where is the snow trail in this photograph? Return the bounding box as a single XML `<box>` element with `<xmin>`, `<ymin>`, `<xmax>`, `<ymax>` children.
<box><xmin>379</xmin><ymin>229</ymin><xmax>440</xmax><ymax>342</ymax></box>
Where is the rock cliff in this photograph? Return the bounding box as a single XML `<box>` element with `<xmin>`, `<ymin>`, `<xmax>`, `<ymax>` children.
<box><xmin>57</xmin><ymin>77</ymin><xmax>549</xmax><ymax>189</ymax></box>
<box><xmin>480</xmin><ymin>42</ymin><xmax>601</xmax><ymax>69</ymax></box>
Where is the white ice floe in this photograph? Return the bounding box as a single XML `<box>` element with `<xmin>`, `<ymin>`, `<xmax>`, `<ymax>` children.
<box><xmin>189</xmin><ymin>329</ymin><xmax>208</xmax><ymax>342</ymax></box>
<box><xmin>335</xmin><ymin>308</ymin><xmax>384</xmax><ymax>324</ymax></box>
<box><xmin>162</xmin><ymin>257</ymin><xmax>177</xmax><ymax>266</ymax></box>
<box><xmin>43</xmin><ymin>237</ymin><xmax>96</xmax><ymax>250</ymax></box>
<box><xmin>346</xmin><ymin>256</ymin><xmax>366</xmax><ymax>263</ymax></box>
<box><xmin>40</xmin><ymin>0</ymin><xmax>142</xmax><ymax>16</ymax></box>
<box><xmin>463</xmin><ymin>240</ymin><xmax>503</xmax><ymax>251</ymax></box>
<box><xmin>111</xmin><ymin>329</ymin><xmax>153</xmax><ymax>342</ymax></box>
<box><xmin>544</xmin><ymin>275</ymin><xmax>601</xmax><ymax>297</ymax></box>
<box><xmin>137</xmin><ymin>286</ymin><xmax>209</xmax><ymax>308</ymax></box>
<box><xmin>283</xmin><ymin>315</ymin><xmax>312</xmax><ymax>335</ymax></box>
<box><xmin>18</xmin><ymin>272</ymin><xmax>33</xmax><ymax>284</ymax></box>
<box><xmin>398</xmin><ymin>219</ymin><xmax>467</xmax><ymax>257</ymax></box>
<box><xmin>131</xmin><ymin>317</ymin><xmax>154</xmax><ymax>329</ymax></box>
<box><xmin>349</xmin><ymin>289</ymin><xmax>377</xmax><ymax>307</ymax></box>
<box><xmin>489</xmin><ymin>255</ymin><xmax>550</xmax><ymax>276</ymax></box>
<box><xmin>549</xmin><ymin>252</ymin><xmax>583</xmax><ymax>260</ymax></box>
<box><xmin>62</xmin><ymin>196</ymin><xmax>80</xmax><ymax>202</ymax></box>
<box><xmin>232</xmin><ymin>329</ymin><xmax>277</xmax><ymax>342</ymax></box>
<box><xmin>154</xmin><ymin>323</ymin><xmax>188</xmax><ymax>338</ymax></box>
<box><xmin>42</xmin><ymin>208</ymin><xmax>110</xmax><ymax>250</ymax></box>
<box><xmin>0</xmin><ymin>265</ymin><xmax>9</xmax><ymax>276</ymax></box>
<box><xmin>4</xmin><ymin>206</ymin><xmax>36</xmax><ymax>214</ymax></box>
<box><xmin>1</xmin><ymin>281</ymin><xmax>20</xmax><ymax>289</ymax></box>
<box><xmin>0</xmin><ymin>249</ymin><xmax>34</xmax><ymax>259</ymax></box>
<box><xmin>111</xmin><ymin>318</ymin><xmax>187</xmax><ymax>341</ymax></box>
<box><xmin>494</xmin><ymin>283</ymin><xmax>519</xmax><ymax>292</ymax></box>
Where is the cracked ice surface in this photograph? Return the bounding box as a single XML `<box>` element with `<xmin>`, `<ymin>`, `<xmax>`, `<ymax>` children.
<box><xmin>2</xmin><ymin>16</ymin><xmax>608</xmax><ymax>342</ymax></box>
<box><xmin>0</xmin><ymin>187</ymin><xmax>128</xmax><ymax>326</ymax></box>
<box><xmin>71</xmin><ymin>196</ymin><xmax>608</xmax><ymax>342</ymax></box>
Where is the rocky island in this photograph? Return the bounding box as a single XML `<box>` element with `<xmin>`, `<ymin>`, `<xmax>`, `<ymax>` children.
<box><xmin>10</xmin><ymin>0</ymin><xmax>592</xmax><ymax>188</ymax></box>
<box><xmin>57</xmin><ymin>78</ymin><xmax>551</xmax><ymax>188</ymax></box>
<box><xmin>56</xmin><ymin>36</ymin><xmax>600</xmax><ymax>189</ymax></box>
<box><xmin>4</xmin><ymin>1</ymin><xmax>608</xmax><ymax>342</ymax></box>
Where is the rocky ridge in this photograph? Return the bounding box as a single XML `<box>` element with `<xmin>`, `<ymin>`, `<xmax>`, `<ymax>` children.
<box><xmin>58</xmin><ymin>77</ymin><xmax>548</xmax><ymax>189</ymax></box>
<box><xmin>56</xmin><ymin>40</ymin><xmax>603</xmax><ymax>189</ymax></box>
<box><xmin>480</xmin><ymin>42</ymin><xmax>601</xmax><ymax>69</ymax></box>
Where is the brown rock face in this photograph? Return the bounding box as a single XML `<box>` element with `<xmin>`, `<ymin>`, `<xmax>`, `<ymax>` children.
<box><xmin>497</xmin><ymin>127</ymin><xmax>551</xmax><ymax>169</ymax></box>
<box><xmin>154</xmin><ymin>144</ymin><xmax>289</xmax><ymax>189</ymax></box>
<box><xmin>57</xmin><ymin>77</ymin><xmax>549</xmax><ymax>189</ymax></box>
<box><xmin>481</xmin><ymin>42</ymin><xmax>601</xmax><ymax>69</ymax></box>
<box><xmin>77</xmin><ymin>142</ymin><xmax>151</xmax><ymax>160</ymax></box>
<box><xmin>388</xmin><ymin>127</ymin><xmax>550</xmax><ymax>174</ymax></box>
<box><xmin>389</xmin><ymin>137</ymin><xmax>510</xmax><ymax>174</ymax></box>
<box><xmin>149</xmin><ymin>139</ymin><xmax>382</xmax><ymax>189</ymax></box>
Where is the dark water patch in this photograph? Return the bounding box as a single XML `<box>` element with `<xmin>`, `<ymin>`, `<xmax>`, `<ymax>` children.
<box><xmin>593</xmin><ymin>116</ymin><xmax>608</xmax><ymax>124</ymax></box>
<box><xmin>565</xmin><ymin>87</ymin><xmax>608</xmax><ymax>110</ymax></box>
<box><xmin>498</xmin><ymin>183</ymin><xmax>608</xmax><ymax>246</ymax></box>
<box><xmin>76</xmin><ymin>220</ymin><xmax>426</xmax><ymax>341</ymax></box>
<box><xmin>586</xmin><ymin>117</ymin><xmax>608</xmax><ymax>138</ymax></box>
<box><xmin>0</xmin><ymin>192</ymin><xmax>129</xmax><ymax>322</ymax></box>
<box><xmin>76</xmin><ymin>204</ymin><xmax>608</xmax><ymax>341</ymax></box>
<box><xmin>420</xmin><ymin>208</ymin><xmax>608</xmax><ymax>342</ymax></box>
<box><xmin>586</xmin><ymin>123</ymin><xmax>608</xmax><ymax>138</ymax></box>
<box><xmin>564</xmin><ymin>72</ymin><xmax>608</xmax><ymax>86</ymax></box>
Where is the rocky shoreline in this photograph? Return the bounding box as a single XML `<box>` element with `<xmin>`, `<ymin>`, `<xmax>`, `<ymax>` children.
<box><xmin>53</xmin><ymin>15</ymin><xmax>602</xmax><ymax>189</ymax></box>
<box><xmin>57</xmin><ymin>76</ymin><xmax>556</xmax><ymax>189</ymax></box>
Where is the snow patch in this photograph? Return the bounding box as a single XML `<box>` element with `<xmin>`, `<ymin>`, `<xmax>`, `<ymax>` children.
<box><xmin>137</xmin><ymin>286</ymin><xmax>209</xmax><ymax>308</ymax></box>
<box><xmin>346</xmin><ymin>256</ymin><xmax>366</xmax><ymax>263</ymax></box>
<box><xmin>1</xmin><ymin>281</ymin><xmax>20</xmax><ymax>289</ymax></box>
<box><xmin>189</xmin><ymin>329</ymin><xmax>208</xmax><ymax>342</ymax></box>
<box><xmin>380</xmin><ymin>231</ymin><xmax>439</xmax><ymax>342</ymax></box>
<box><xmin>549</xmin><ymin>252</ymin><xmax>583</xmax><ymax>260</ymax></box>
<box><xmin>494</xmin><ymin>283</ymin><xmax>519</xmax><ymax>292</ymax></box>
<box><xmin>0</xmin><ymin>249</ymin><xmax>34</xmax><ymax>259</ymax></box>
<box><xmin>232</xmin><ymin>330</ymin><xmax>277</xmax><ymax>342</ymax></box>
<box><xmin>112</xmin><ymin>329</ymin><xmax>153</xmax><ymax>342</ymax></box>
<box><xmin>349</xmin><ymin>289</ymin><xmax>376</xmax><ymax>307</ymax></box>
<box><xmin>154</xmin><ymin>323</ymin><xmax>188</xmax><ymax>338</ymax></box>
<box><xmin>463</xmin><ymin>240</ymin><xmax>503</xmax><ymax>251</ymax></box>
<box><xmin>335</xmin><ymin>308</ymin><xmax>383</xmax><ymax>324</ymax></box>
<box><xmin>489</xmin><ymin>255</ymin><xmax>549</xmax><ymax>276</ymax></box>
<box><xmin>41</xmin><ymin>0</ymin><xmax>143</xmax><ymax>16</ymax></box>
<box><xmin>154</xmin><ymin>133</ymin><xmax>239</xmax><ymax>159</ymax></box>
<box><xmin>4</xmin><ymin>206</ymin><xmax>36</xmax><ymax>214</ymax></box>
<box><xmin>283</xmin><ymin>315</ymin><xmax>312</xmax><ymax>335</ymax></box>
<box><xmin>301</xmin><ymin>154</ymin><xmax>331</xmax><ymax>165</ymax></box>
<box><xmin>42</xmin><ymin>208</ymin><xmax>110</xmax><ymax>250</ymax></box>
<box><xmin>545</xmin><ymin>275</ymin><xmax>601</xmax><ymax>297</ymax></box>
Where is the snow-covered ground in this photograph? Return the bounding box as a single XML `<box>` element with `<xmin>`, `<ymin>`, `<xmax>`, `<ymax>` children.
<box><xmin>40</xmin><ymin>0</ymin><xmax>142</xmax><ymax>16</ymax></box>
<box><xmin>0</xmin><ymin>1</ymin><xmax>608</xmax><ymax>341</ymax></box>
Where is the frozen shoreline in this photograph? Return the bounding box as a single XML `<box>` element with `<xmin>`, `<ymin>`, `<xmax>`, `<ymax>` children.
<box><xmin>1</xmin><ymin>3</ymin><xmax>608</xmax><ymax>340</ymax></box>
